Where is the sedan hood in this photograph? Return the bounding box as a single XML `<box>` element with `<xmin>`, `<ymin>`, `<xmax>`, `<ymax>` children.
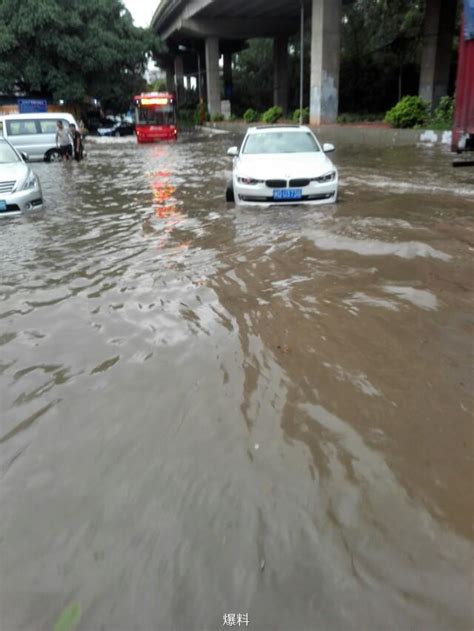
<box><xmin>0</xmin><ymin>161</ymin><xmax>29</xmax><ymax>185</ymax></box>
<box><xmin>236</xmin><ymin>152</ymin><xmax>336</xmax><ymax>180</ymax></box>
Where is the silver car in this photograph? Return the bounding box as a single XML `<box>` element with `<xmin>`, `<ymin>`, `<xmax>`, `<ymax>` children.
<box><xmin>0</xmin><ymin>137</ymin><xmax>43</xmax><ymax>216</ymax></box>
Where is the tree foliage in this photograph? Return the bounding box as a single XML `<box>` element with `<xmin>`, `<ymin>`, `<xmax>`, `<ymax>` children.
<box><xmin>0</xmin><ymin>0</ymin><xmax>162</xmax><ymax>113</ymax></box>
<box><xmin>340</xmin><ymin>0</ymin><xmax>426</xmax><ymax>113</ymax></box>
<box><xmin>232</xmin><ymin>39</ymin><xmax>274</xmax><ymax>115</ymax></box>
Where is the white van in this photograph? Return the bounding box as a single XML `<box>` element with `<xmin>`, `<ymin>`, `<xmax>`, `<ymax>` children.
<box><xmin>0</xmin><ymin>112</ymin><xmax>78</xmax><ymax>162</ymax></box>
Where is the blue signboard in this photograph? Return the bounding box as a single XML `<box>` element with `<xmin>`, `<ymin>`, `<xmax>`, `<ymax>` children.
<box><xmin>465</xmin><ymin>0</ymin><xmax>474</xmax><ymax>40</ymax></box>
<box><xmin>18</xmin><ymin>99</ymin><xmax>48</xmax><ymax>113</ymax></box>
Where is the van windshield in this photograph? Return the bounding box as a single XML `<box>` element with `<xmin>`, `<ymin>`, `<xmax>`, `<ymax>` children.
<box><xmin>0</xmin><ymin>141</ymin><xmax>20</xmax><ymax>164</ymax></box>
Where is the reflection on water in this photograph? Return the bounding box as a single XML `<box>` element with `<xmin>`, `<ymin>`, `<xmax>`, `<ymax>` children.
<box><xmin>0</xmin><ymin>135</ymin><xmax>473</xmax><ymax>631</ymax></box>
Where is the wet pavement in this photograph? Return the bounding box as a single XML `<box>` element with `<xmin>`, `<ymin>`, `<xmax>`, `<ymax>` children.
<box><xmin>0</xmin><ymin>132</ymin><xmax>473</xmax><ymax>631</ymax></box>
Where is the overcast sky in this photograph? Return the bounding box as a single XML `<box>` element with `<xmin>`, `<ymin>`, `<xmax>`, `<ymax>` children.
<box><xmin>123</xmin><ymin>0</ymin><xmax>158</xmax><ymax>27</ymax></box>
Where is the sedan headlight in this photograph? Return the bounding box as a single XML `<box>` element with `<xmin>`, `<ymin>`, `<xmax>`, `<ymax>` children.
<box><xmin>18</xmin><ymin>172</ymin><xmax>39</xmax><ymax>191</ymax></box>
<box><xmin>237</xmin><ymin>176</ymin><xmax>264</xmax><ymax>185</ymax></box>
<box><xmin>311</xmin><ymin>171</ymin><xmax>336</xmax><ymax>183</ymax></box>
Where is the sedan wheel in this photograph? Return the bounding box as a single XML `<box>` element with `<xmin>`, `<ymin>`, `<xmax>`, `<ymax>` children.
<box><xmin>114</xmin><ymin>130</ymin><xmax>121</xmax><ymax>137</ymax></box>
<box><xmin>225</xmin><ymin>181</ymin><xmax>235</xmax><ymax>203</ymax></box>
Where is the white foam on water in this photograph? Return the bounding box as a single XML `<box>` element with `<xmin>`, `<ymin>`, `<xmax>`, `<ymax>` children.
<box><xmin>309</xmin><ymin>230</ymin><xmax>452</xmax><ymax>260</ymax></box>
<box><xmin>345</xmin><ymin>175</ymin><xmax>474</xmax><ymax>199</ymax></box>
<box><xmin>383</xmin><ymin>285</ymin><xmax>438</xmax><ymax>310</ymax></box>
<box><xmin>323</xmin><ymin>362</ymin><xmax>382</xmax><ymax>397</ymax></box>
<box><xmin>343</xmin><ymin>292</ymin><xmax>399</xmax><ymax>311</ymax></box>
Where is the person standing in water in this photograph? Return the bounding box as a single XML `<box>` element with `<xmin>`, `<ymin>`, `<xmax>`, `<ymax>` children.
<box><xmin>69</xmin><ymin>123</ymin><xmax>84</xmax><ymax>161</ymax></box>
<box><xmin>55</xmin><ymin>120</ymin><xmax>73</xmax><ymax>160</ymax></box>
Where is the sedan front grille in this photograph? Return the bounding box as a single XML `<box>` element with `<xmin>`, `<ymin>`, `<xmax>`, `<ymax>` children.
<box><xmin>239</xmin><ymin>192</ymin><xmax>335</xmax><ymax>203</ymax></box>
<box><xmin>0</xmin><ymin>180</ymin><xmax>16</xmax><ymax>194</ymax></box>
<box><xmin>289</xmin><ymin>178</ymin><xmax>310</xmax><ymax>187</ymax></box>
<box><xmin>266</xmin><ymin>179</ymin><xmax>287</xmax><ymax>188</ymax></box>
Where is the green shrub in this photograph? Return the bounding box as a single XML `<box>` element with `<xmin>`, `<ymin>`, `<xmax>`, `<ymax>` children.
<box><xmin>384</xmin><ymin>96</ymin><xmax>429</xmax><ymax>128</ymax></box>
<box><xmin>228</xmin><ymin>114</ymin><xmax>238</xmax><ymax>122</ymax></box>
<box><xmin>430</xmin><ymin>96</ymin><xmax>454</xmax><ymax>129</ymax></box>
<box><xmin>243</xmin><ymin>108</ymin><xmax>259</xmax><ymax>123</ymax></box>
<box><xmin>178</xmin><ymin>109</ymin><xmax>196</xmax><ymax>129</ymax></box>
<box><xmin>211</xmin><ymin>112</ymin><xmax>224</xmax><ymax>122</ymax></box>
<box><xmin>292</xmin><ymin>107</ymin><xmax>310</xmax><ymax>124</ymax></box>
<box><xmin>261</xmin><ymin>106</ymin><xmax>283</xmax><ymax>124</ymax></box>
<box><xmin>193</xmin><ymin>103</ymin><xmax>210</xmax><ymax>125</ymax></box>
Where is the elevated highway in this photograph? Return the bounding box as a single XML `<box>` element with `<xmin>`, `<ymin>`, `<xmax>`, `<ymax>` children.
<box><xmin>152</xmin><ymin>0</ymin><xmax>458</xmax><ymax>126</ymax></box>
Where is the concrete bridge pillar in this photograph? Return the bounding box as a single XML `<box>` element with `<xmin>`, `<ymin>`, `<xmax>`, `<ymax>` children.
<box><xmin>174</xmin><ymin>55</ymin><xmax>184</xmax><ymax>103</ymax></box>
<box><xmin>309</xmin><ymin>0</ymin><xmax>342</xmax><ymax>126</ymax></box>
<box><xmin>419</xmin><ymin>0</ymin><xmax>457</xmax><ymax>109</ymax></box>
<box><xmin>205</xmin><ymin>37</ymin><xmax>221</xmax><ymax>116</ymax></box>
<box><xmin>223</xmin><ymin>53</ymin><xmax>233</xmax><ymax>100</ymax></box>
<box><xmin>165</xmin><ymin>65</ymin><xmax>175</xmax><ymax>93</ymax></box>
<box><xmin>273</xmin><ymin>35</ymin><xmax>289</xmax><ymax>114</ymax></box>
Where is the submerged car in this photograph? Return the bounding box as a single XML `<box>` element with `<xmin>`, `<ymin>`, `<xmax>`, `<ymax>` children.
<box><xmin>226</xmin><ymin>125</ymin><xmax>338</xmax><ymax>206</ymax></box>
<box><xmin>97</xmin><ymin>120</ymin><xmax>135</xmax><ymax>137</ymax></box>
<box><xmin>0</xmin><ymin>137</ymin><xmax>43</xmax><ymax>216</ymax></box>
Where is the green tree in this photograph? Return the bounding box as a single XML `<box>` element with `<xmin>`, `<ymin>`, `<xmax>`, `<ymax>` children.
<box><xmin>232</xmin><ymin>39</ymin><xmax>274</xmax><ymax>115</ymax></box>
<box><xmin>0</xmin><ymin>0</ymin><xmax>162</xmax><ymax>113</ymax></box>
<box><xmin>339</xmin><ymin>0</ymin><xmax>426</xmax><ymax>113</ymax></box>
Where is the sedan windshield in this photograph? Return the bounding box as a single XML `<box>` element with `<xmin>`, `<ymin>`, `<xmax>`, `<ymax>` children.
<box><xmin>0</xmin><ymin>141</ymin><xmax>20</xmax><ymax>164</ymax></box>
<box><xmin>243</xmin><ymin>131</ymin><xmax>320</xmax><ymax>154</ymax></box>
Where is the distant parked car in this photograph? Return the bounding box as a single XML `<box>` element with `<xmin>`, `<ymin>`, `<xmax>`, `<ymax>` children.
<box><xmin>97</xmin><ymin>120</ymin><xmax>135</xmax><ymax>137</ymax></box>
<box><xmin>226</xmin><ymin>125</ymin><xmax>338</xmax><ymax>206</ymax></box>
<box><xmin>0</xmin><ymin>112</ymin><xmax>78</xmax><ymax>162</ymax></box>
<box><xmin>0</xmin><ymin>137</ymin><xmax>43</xmax><ymax>216</ymax></box>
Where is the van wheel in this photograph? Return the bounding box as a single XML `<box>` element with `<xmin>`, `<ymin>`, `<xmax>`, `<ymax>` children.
<box><xmin>45</xmin><ymin>149</ymin><xmax>62</xmax><ymax>163</ymax></box>
<box><xmin>114</xmin><ymin>130</ymin><xmax>120</xmax><ymax>137</ymax></box>
<box><xmin>225</xmin><ymin>181</ymin><xmax>235</xmax><ymax>202</ymax></box>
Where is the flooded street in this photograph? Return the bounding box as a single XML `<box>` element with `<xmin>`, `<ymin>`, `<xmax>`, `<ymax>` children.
<box><xmin>1</xmin><ymin>132</ymin><xmax>473</xmax><ymax>631</ymax></box>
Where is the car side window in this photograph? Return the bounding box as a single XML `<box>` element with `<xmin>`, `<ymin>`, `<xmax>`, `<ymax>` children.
<box><xmin>6</xmin><ymin>120</ymin><xmax>39</xmax><ymax>136</ymax></box>
<box><xmin>39</xmin><ymin>120</ymin><xmax>58</xmax><ymax>134</ymax></box>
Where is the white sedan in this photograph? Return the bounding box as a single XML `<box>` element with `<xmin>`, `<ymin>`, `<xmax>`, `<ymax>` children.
<box><xmin>226</xmin><ymin>125</ymin><xmax>338</xmax><ymax>206</ymax></box>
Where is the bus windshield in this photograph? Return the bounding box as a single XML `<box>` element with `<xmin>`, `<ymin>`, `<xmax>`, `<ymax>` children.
<box><xmin>137</xmin><ymin>106</ymin><xmax>176</xmax><ymax>126</ymax></box>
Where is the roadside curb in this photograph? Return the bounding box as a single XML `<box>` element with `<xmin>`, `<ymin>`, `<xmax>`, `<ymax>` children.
<box><xmin>204</xmin><ymin>121</ymin><xmax>452</xmax><ymax>147</ymax></box>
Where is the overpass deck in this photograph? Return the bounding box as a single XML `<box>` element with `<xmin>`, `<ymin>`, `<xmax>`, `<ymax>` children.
<box><xmin>151</xmin><ymin>0</ymin><xmax>458</xmax><ymax>129</ymax></box>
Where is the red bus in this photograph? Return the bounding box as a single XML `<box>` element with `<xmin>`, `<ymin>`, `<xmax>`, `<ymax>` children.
<box><xmin>134</xmin><ymin>92</ymin><xmax>177</xmax><ymax>143</ymax></box>
<box><xmin>452</xmin><ymin>3</ymin><xmax>474</xmax><ymax>156</ymax></box>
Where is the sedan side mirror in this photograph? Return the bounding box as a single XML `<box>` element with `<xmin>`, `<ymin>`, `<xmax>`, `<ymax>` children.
<box><xmin>323</xmin><ymin>143</ymin><xmax>335</xmax><ymax>153</ymax></box>
<box><xmin>21</xmin><ymin>152</ymin><xmax>29</xmax><ymax>161</ymax></box>
<box><xmin>227</xmin><ymin>146</ymin><xmax>238</xmax><ymax>156</ymax></box>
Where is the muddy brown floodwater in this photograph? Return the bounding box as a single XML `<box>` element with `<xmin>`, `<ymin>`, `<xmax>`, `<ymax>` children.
<box><xmin>0</xmin><ymin>132</ymin><xmax>473</xmax><ymax>631</ymax></box>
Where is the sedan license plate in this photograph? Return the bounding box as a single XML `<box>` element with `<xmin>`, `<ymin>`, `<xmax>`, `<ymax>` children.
<box><xmin>273</xmin><ymin>188</ymin><xmax>302</xmax><ymax>201</ymax></box>
<box><xmin>0</xmin><ymin>200</ymin><xmax>7</xmax><ymax>212</ymax></box>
